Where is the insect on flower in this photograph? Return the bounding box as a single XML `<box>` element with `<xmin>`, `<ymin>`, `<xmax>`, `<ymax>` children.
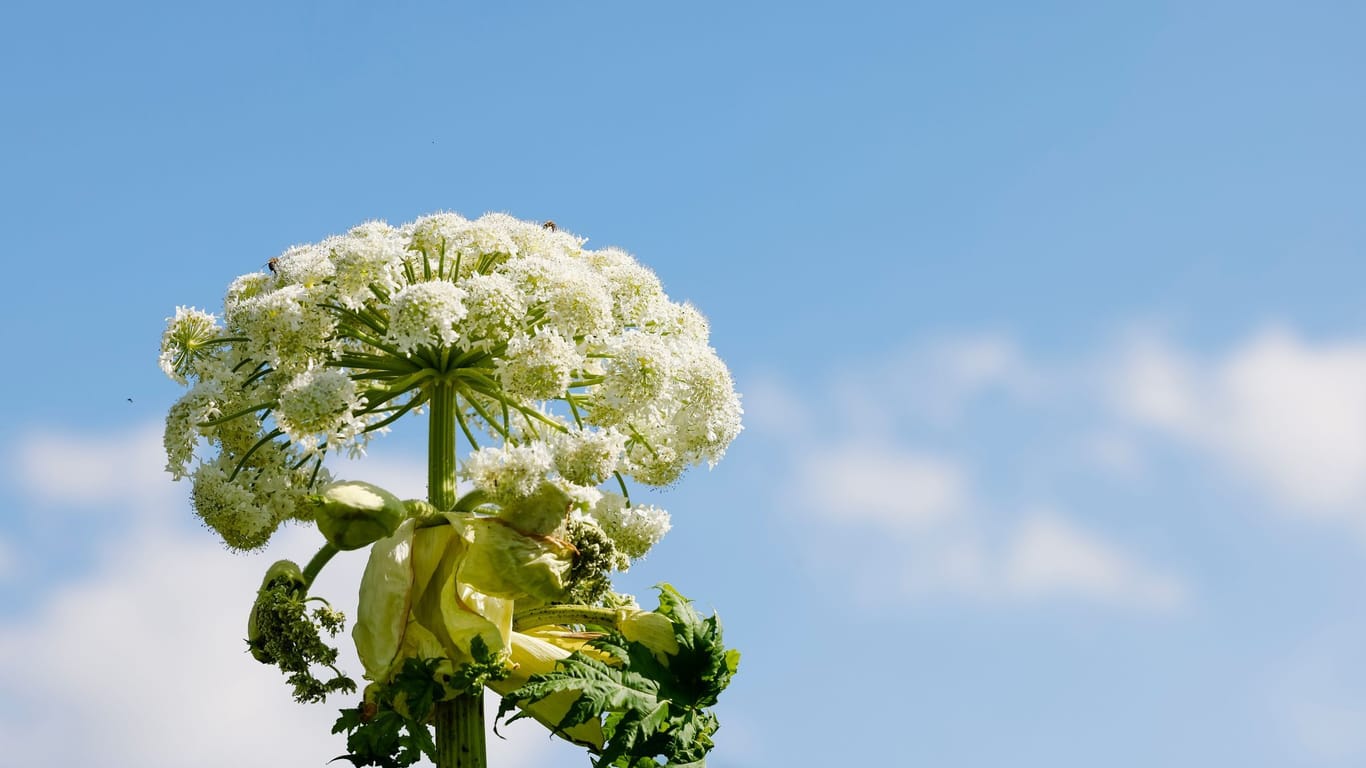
<box><xmin>266</xmin><ymin>257</ymin><xmax>280</xmax><ymax>274</ymax></box>
<box><xmin>542</xmin><ymin>220</ymin><xmax>557</xmax><ymax>231</ymax></box>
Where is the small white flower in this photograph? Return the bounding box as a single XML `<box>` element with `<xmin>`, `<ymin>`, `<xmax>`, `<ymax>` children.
<box><xmin>224</xmin><ymin>272</ymin><xmax>273</xmax><ymax>327</ymax></box>
<box><xmin>550</xmin><ymin>426</ymin><xmax>626</xmax><ymax>486</ymax></box>
<box><xmin>164</xmin><ymin>381</ymin><xmax>225</xmax><ymax>479</ymax></box>
<box><xmin>458</xmin><ymin>272</ymin><xmax>527</xmax><ymax>349</ymax></box>
<box><xmin>497</xmin><ymin>330</ymin><xmax>581</xmax><ymax>401</ymax></box>
<box><xmin>462</xmin><ymin>442</ymin><xmax>554</xmax><ymax>499</ymax></box>
<box><xmin>590</xmin><ymin>331</ymin><xmax>675</xmax><ymax>425</ymax></box>
<box><xmin>649</xmin><ymin>300</ymin><xmax>711</xmax><ymax>343</ymax></box>
<box><xmin>439</xmin><ymin>212</ymin><xmax>520</xmax><ymax>271</ymax></box>
<box><xmin>270</xmin><ymin>243</ymin><xmax>335</xmax><ymax>287</ymax></box>
<box><xmin>501</xmin><ymin>215</ymin><xmax>585</xmax><ymax>261</ymax></box>
<box><xmin>589</xmin><ymin>493</ymin><xmax>671</xmax><ymax>559</ymax></box>
<box><xmin>232</xmin><ymin>284</ymin><xmax>339</xmax><ymax>372</ymax></box>
<box><xmin>504</xmin><ymin>256</ymin><xmax>614</xmax><ymax>341</ymax></box>
<box><xmin>602</xmin><ymin>258</ymin><xmax>665</xmax><ymax>328</ymax></box>
<box><xmin>408</xmin><ymin>212</ymin><xmax>472</xmax><ymax>265</ymax></box>
<box><xmin>330</xmin><ymin>221</ymin><xmax>407</xmax><ymax>308</ymax></box>
<box><xmin>621</xmin><ymin>437</ymin><xmax>685</xmax><ymax>487</ymax></box>
<box><xmin>386</xmin><ymin>281</ymin><xmax>468</xmax><ymax>354</ymax></box>
<box><xmin>190</xmin><ymin>457</ymin><xmax>278</xmax><ymax>551</ymax></box>
<box><xmin>159</xmin><ymin>306</ymin><xmax>221</xmax><ymax>384</ymax></box>
<box><xmin>276</xmin><ymin>367</ymin><xmax>367</xmax><ymax>453</ymax></box>
<box><xmin>253</xmin><ymin>456</ymin><xmax>333</xmax><ymax>523</ymax></box>
<box><xmin>669</xmin><ymin>346</ymin><xmax>743</xmax><ymax>466</ymax></box>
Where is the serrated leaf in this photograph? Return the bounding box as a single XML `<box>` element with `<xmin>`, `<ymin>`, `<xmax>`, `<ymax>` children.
<box><xmin>499</xmin><ymin>585</ymin><xmax>740</xmax><ymax>766</ymax></box>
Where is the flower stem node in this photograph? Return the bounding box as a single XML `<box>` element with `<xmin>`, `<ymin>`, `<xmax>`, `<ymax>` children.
<box><xmin>311</xmin><ymin>481</ymin><xmax>407</xmax><ymax>551</ymax></box>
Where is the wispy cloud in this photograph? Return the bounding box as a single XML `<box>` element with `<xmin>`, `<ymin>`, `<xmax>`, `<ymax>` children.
<box><xmin>796</xmin><ymin>440</ymin><xmax>968</xmax><ymax>529</ymax></box>
<box><xmin>1002</xmin><ymin>512</ymin><xmax>1185</xmax><ymax>610</ymax></box>
<box><xmin>752</xmin><ymin>335</ymin><xmax>1187</xmax><ymax>612</ymax></box>
<box><xmin>15</xmin><ymin>423</ymin><xmax>177</xmax><ymax>512</ymax></box>
<box><xmin>1112</xmin><ymin>327</ymin><xmax>1366</xmax><ymax>525</ymax></box>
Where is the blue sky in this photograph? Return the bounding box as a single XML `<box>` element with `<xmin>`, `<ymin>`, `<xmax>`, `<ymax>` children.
<box><xmin>3</xmin><ymin>2</ymin><xmax>1366</xmax><ymax>766</ymax></box>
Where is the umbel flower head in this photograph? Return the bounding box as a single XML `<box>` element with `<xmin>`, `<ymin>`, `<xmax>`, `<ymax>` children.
<box><xmin>158</xmin><ymin>212</ymin><xmax>743</xmax><ymax>551</ymax></box>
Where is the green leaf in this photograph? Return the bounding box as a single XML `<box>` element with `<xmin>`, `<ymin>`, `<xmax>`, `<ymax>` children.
<box><xmin>497</xmin><ymin>585</ymin><xmax>740</xmax><ymax>766</ymax></box>
<box><xmin>331</xmin><ymin>657</ymin><xmax>447</xmax><ymax>768</ymax></box>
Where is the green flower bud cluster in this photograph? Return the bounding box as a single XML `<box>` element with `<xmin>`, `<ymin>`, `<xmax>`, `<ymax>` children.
<box><xmin>246</xmin><ymin>559</ymin><xmax>356</xmax><ymax>703</ymax></box>
<box><xmin>563</xmin><ymin>514</ymin><xmax>626</xmax><ymax>606</ymax></box>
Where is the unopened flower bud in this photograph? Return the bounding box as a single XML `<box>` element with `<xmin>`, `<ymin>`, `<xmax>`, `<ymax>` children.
<box><xmin>311</xmin><ymin>481</ymin><xmax>406</xmax><ymax>550</ymax></box>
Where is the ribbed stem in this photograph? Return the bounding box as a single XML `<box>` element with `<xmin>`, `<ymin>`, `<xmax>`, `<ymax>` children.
<box><xmin>429</xmin><ymin>380</ymin><xmax>487</xmax><ymax>768</ymax></box>
<box><xmin>435</xmin><ymin>687</ymin><xmax>487</xmax><ymax>768</ymax></box>
<box><xmin>513</xmin><ymin>604</ymin><xmax>618</xmax><ymax>632</ymax></box>
<box><xmin>429</xmin><ymin>380</ymin><xmax>458</xmax><ymax>512</ymax></box>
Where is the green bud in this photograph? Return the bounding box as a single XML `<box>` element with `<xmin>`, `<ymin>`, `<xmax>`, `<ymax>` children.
<box><xmin>312</xmin><ymin>481</ymin><xmax>407</xmax><ymax>551</ymax></box>
<box><xmin>247</xmin><ymin>559</ymin><xmax>306</xmax><ymax>663</ymax></box>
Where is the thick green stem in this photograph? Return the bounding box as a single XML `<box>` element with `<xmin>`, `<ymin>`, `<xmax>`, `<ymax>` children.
<box><xmin>429</xmin><ymin>379</ymin><xmax>487</xmax><ymax>768</ymax></box>
<box><xmin>435</xmin><ymin>686</ymin><xmax>487</xmax><ymax>768</ymax></box>
<box><xmin>429</xmin><ymin>381</ymin><xmax>458</xmax><ymax>512</ymax></box>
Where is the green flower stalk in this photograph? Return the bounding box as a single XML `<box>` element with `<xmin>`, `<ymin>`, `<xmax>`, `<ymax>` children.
<box><xmin>159</xmin><ymin>212</ymin><xmax>743</xmax><ymax>768</ymax></box>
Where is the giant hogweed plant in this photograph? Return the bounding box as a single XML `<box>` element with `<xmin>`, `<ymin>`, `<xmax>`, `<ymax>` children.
<box><xmin>158</xmin><ymin>213</ymin><xmax>743</xmax><ymax>768</ymax></box>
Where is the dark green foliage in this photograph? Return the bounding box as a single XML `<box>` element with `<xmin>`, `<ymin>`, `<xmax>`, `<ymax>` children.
<box><xmin>445</xmin><ymin>635</ymin><xmax>512</xmax><ymax>695</ymax></box>
<box><xmin>497</xmin><ymin>585</ymin><xmax>740</xmax><ymax>767</ymax></box>
<box><xmin>332</xmin><ymin>658</ymin><xmax>442</xmax><ymax>768</ymax></box>
<box><xmin>565</xmin><ymin>515</ymin><xmax>623</xmax><ymax>606</ymax></box>
<box><xmin>332</xmin><ymin>638</ymin><xmax>509</xmax><ymax>768</ymax></box>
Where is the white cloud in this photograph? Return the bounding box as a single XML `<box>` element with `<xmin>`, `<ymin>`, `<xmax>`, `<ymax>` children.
<box><xmin>762</xmin><ymin>334</ymin><xmax>1188</xmax><ymax>612</ymax></box>
<box><xmin>1113</xmin><ymin>327</ymin><xmax>1366</xmax><ymax>519</ymax></box>
<box><xmin>0</xmin><ymin>425</ymin><xmax>578</xmax><ymax>768</ymax></box>
<box><xmin>796</xmin><ymin>442</ymin><xmax>967</xmax><ymax>529</ymax></box>
<box><xmin>1003</xmin><ymin>513</ymin><xmax>1185</xmax><ymax>610</ymax></box>
<box><xmin>15</xmin><ymin>423</ymin><xmax>177</xmax><ymax>512</ymax></box>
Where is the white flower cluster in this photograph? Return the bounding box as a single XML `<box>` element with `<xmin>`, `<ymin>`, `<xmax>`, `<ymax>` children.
<box><xmin>159</xmin><ymin>212</ymin><xmax>742</xmax><ymax>551</ymax></box>
<box><xmin>588</xmin><ymin>492</ymin><xmax>672</xmax><ymax>560</ymax></box>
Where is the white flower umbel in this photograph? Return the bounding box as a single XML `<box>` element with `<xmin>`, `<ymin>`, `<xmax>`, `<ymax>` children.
<box><xmin>550</xmin><ymin>426</ymin><xmax>627</xmax><ymax>486</ymax></box>
<box><xmin>387</xmin><ymin>281</ymin><xmax>468</xmax><ymax>354</ymax></box>
<box><xmin>159</xmin><ymin>211</ymin><xmax>742</xmax><ymax>552</ymax></box>
<box><xmin>272</xmin><ymin>243</ymin><xmax>336</xmax><ymax>287</ymax></box>
<box><xmin>190</xmin><ymin>456</ymin><xmax>278</xmax><ymax>551</ymax></box>
<box><xmin>461</xmin><ymin>442</ymin><xmax>554</xmax><ymax>500</ymax></box>
<box><xmin>329</xmin><ymin>221</ymin><xmax>407</xmax><ymax>308</ymax></box>
<box><xmin>159</xmin><ymin>306</ymin><xmax>222</xmax><ymax>384</ymax></box>
<box><xmin>590</xmin><ymin>331</ymin><xmax>676</xmax><ymax>425</ymax></box>
<box><xmin>497</xmin><ymin>330</ymin><xmax>581</xmax><ymax>402</ymax></box>
<box><xmin>231</xmin><ymin>284</ymin><xmax>339</xmax><ymax>372</ymax></box>
<box><xmin>589</xmin><ymin>492</ymin><xmax>672</xmax><ymax>560</ymax></box>
<box><xmin>276</xmin><ymin>367</ymin><xmax>368</xmax><ymax>454</ymax></box>
<box><xmin>164</xmin><ymin>380</ymin><xmax>225</xmax><ymax>479</ymax></box>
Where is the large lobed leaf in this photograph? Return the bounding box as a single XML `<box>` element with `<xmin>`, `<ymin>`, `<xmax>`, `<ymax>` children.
<box><xmin>497</xmin><ymin>584</ymin><xmax>740</xmax><ymax>767</ymax></box>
